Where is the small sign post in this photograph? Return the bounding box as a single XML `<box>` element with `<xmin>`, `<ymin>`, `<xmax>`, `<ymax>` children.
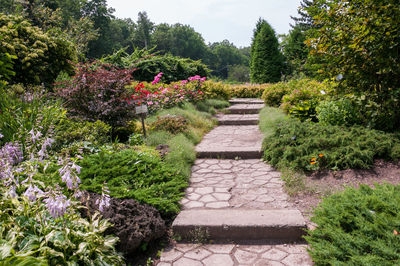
<box><xmin>135</xmin><ymin>105</ymin><xmax>148</xmax><ymax>137</ymax></box>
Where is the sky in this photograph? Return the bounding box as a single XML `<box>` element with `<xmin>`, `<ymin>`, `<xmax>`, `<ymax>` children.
<box><xmin>106</xmin><ymin>0</ymin><xmax>302</xmax><ymax>48</ymax></box>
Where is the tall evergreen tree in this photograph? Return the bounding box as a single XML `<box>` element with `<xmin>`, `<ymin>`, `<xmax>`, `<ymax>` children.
<box><xmin>249</xmin><ymin>19</ymin><xmax>284</xmax><ymax>83</ymax></box>
<box><xmin>290</xmin><ymin>0</ymin><xmax>317</xmax><ymax>31</ymax></box>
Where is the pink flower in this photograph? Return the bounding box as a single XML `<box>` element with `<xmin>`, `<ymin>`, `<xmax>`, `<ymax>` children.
<box><xmin>148</xmin><ymin>101</ymin><xmax>153</xmax><ymax>105</ymax></box>
<box><xmin>181</xmin><ymin>80</ymin><xmax>188</xmax><ymax>85</ymax></box>
<box><xmin>200</xmin><ymin>77</ymin><xmax>206</xmax><ymax>82</ymax></box>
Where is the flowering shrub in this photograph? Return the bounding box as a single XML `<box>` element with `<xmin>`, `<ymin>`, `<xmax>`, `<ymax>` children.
<box><xmin>0</xmin><ymin>126</ymin><xmax>123</xmax><ymax>264</ymax></box>
<box><xmin>127</xmin><ymin>73</ymin><xmax>206</xmax><ymax>114</ymax></box>
<box><xmin>54</xmin><ymin>62</ymin><xmax>134</xmax><ymax>128</ymax></box>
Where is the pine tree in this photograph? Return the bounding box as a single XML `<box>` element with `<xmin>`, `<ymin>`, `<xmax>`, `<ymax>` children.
<box><xmin>250</xmin><ymin>19</ymin><xmax>284</xmax><ymax>83</ymax></box>
<box><xmin>290</xmin><ymin>0</ymin><xmax>317</xmax><ymax>30</ymax></box>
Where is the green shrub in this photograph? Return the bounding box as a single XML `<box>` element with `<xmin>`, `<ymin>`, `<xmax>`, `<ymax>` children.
<box><xmin>280</xmin><ymin>79</ymin><xmax>329</xmax><ymax>121</ymax></box>
<box><xmin>305</xmin><ymin>184</ymin><xmax>400</xmax><ymax>265</ymax></box>
<box><xmin>165</xmin><ymin>134</ymin><xmax>196</xmax><ymax>178</ymax></box>
<box><xmin>263</xmin><ymin>119</ymin><xmax>400</xmax><ymax>171</ymax></box>
<box><xmin>262</xmin><ymin>82</ymin><xmax>292</xmax><ymax>107</ymax></box>
<box><xmin>79</xmin><ymin>149</ymin><xmax>187</xmax><ymax>216</ymax></box>
<box><xmin>0</xmin><ymin>14</ymin><xmax>76</xmax><ymax>85</ymax></box>
<box><xmin>195</xmin><ymin>99</ymin><xmax>230</xmax><ymax>115</ymax></box>
<box><xmin>101</xmin><ymin>48</ymin><xmax>210</xmax><ymax>83</ymax></box>
<box><xmin>228</xmin><ymin>83</ymin><xmax>268</xmax><ymax>98</ymax></box>
<box><xmin>0</xmin><ymin>86</ymin><xmax>65</xmax><ymax>150</ymax></box>
<box><xmin>316</xmin><ymin>98</ymin><xmax>360</xmax><ymax>126</ymax></box>
<box><xmin>128</xmin><ymin>133</ymin><xmax>144</xmax><ymax>146</ymax></box>
<box><xmin>54</xmin><ymin>119</ymin><xmax>111</xmax><ymax>150</ymax></box>
<box><xmin>149</xmin><ymin>115</ymin><xmax>187</xmax><ymax>134</ymax></box>
<box><xmin>202</xmin><ymin>80</ymin><xmax>230</xmax><ymax>99</ymax></box>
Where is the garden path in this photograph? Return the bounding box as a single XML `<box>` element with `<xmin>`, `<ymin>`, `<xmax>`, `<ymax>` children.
<box><xmin>156</xmin><ymin>99</ymin><xmax>312</xmax><ymax>266</ymax></box>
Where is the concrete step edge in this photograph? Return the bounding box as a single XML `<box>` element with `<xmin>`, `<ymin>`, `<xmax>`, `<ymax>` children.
<box><xmin>173</xmin><ymin>209</ymin><xmax>307</xmax><ymax>243</ymax></box>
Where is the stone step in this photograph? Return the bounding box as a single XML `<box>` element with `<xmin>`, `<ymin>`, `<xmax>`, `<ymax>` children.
<box><xmin>229</xmin><ymin>98</ymin><xmax>265</xmax><ymax>105</ymax></box>
<box><xmin>217</xmin><ymin>114</ymin><xmax>259</xmax><ymax>125</ymax></box>
<box><xmin>172</xmin><ymin>209</ymin><xmax>307</xmax><ymax>243</ymax></box>
<box><xmin>227</xmin><ymin>104</ymin><xmax>265</xmax><ymax>114</ymax></box>
<box><xmin>195</xmin><ymin>126</ymin><xmax>263</xmax><ymax>159</ymax></box>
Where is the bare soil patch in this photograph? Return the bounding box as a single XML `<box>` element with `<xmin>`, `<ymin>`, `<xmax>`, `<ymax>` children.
<box><xmin>290</xmin><ymin>160</ymin><xmax>400</xmax><ymax>227</ymax></box>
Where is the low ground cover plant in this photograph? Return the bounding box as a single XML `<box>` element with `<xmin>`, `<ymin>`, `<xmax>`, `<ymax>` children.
<box><xmin>306</xmin><ymin>184</ymin><xmax>400</xmax><ymax>265</ymax></box>
<box><xmin>78</xmin><ymin>148</ymin><xmax>187</xmax><ymax>217</ymax></box>
<box><xmin>263</xmin><ymin>118</ymin><xmax>400</xmax><ymax>171</ymax></box>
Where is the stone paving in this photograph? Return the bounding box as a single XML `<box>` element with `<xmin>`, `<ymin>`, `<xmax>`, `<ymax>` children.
<box><xmin>158</xmin><ymin>243</ymin><xmax>312</xmax><ymax>266</ymax></box>
<box><xmin>156</xmin><ymin>99</ymin><xmax>312</xmax><ymax>265</ymax></box>
<box><xmin>195</xmin><ymin>126</ymin><xmax>263</xmax><ymax>159</ymax></box>
<box><xmin>229</xmin><ymin>98</ymin><xmax>265</xmax><ymax>104</ymax></box>
<box><xmin>181</xmin><ymin>159</ymin><xmax>293</xmax><ymax>210</ymax></box>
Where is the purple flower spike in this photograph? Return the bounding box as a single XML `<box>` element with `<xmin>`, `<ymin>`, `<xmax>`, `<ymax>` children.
<box><xmin>23</xmin><ymin>184</ymin><xmax>44</xmax><ymax>201</ymax></box>
<box><xmin>44</xmin><ymin>193</ymin><xmax>70</xmax><ymax>219</ymax></box>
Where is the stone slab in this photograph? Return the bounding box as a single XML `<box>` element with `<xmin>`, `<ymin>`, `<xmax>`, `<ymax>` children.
<box><xmin>185</xmin><ymin>159</ymin><xmax>291</xmax><ymax>210</ymax></box>
<box><xmin>157</xmin><ymin>243</ymin><xmax>312</xmax><ymax>266</ymax></box>
<box><xmin>217</xmin><ymin>114</ymin><xmax>259</xmax><ymax>125</ymax></box>
<box><xmin>229</xmin><ymin>98</ymin><xmax>265</xmax><ymax>105</ymax></box>
<box><xmin>227</xmin><ymin>104</ymin><xmax>265</xmax><ymax>114</ymax></box>
<box><xmin>196</xmin><ymin>126</ymin><xmax>263</xmax><ymax>159</ymax></box>
<box><xmin>173</xmin><ymin>209</ymin><xmax>306</xmax><ymax>242</ymax></box>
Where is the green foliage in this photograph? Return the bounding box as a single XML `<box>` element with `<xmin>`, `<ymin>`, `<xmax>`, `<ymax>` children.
<box><xmin>281</xmin><ymin>24</ymin><xmax>309</xmax><ymax>77</ymax></box>
<box><xmin>306</xmin><ymin>0</ymin><xmax>400</xmax><ymax>94</ymax></box>
<box><xmin>250</xmin><ymin>19</ymin><xmax>284</xmax><ymax>83</ymax></box>
<box><xmin>0</xmin><ymin>13</ymin><xmax>76</xmax><ymax>85</ymax></box>
<box><xmin>280</xmin><ymin>79</ymin><xmax>329</xmax><ymax>121</ymax></box>
<box><xmin>305</xmin><ymin>184</ymin><xmax>400</xmax><ymax>265</ymax></box>
<box><xmin>0</xmin><ymin>86</ymin><xmax>65</xmax><ymax>149</ymax></box>
<box><xmin>195</xmin><ymin>99</ymin><xmax>230</xmax><ymax>115</ymax></box>
<box><xmin>164</xmin><ymin>134</ymin><xmax>196</xmax><ymax>179</ymax></box>
<box><xmin>227</xmin><ymin>64</ymin><xmax>250</xmax><ymax>83</ymax></box>
<box><xmin>79</xmin><ymin>149</ymin><xmax>187</xmax><ymax>216</ymax></box>
<box><xmin>228</xmin><ymin>84</ymin><xmax>268</xmax><ymax>98</ymax></box>
<box><xmin>316</xmin><ymin>98</ymin><xmax>360</xmax><ymax>126</ymax></box>
<box><xmin>263</xmin><ymin>119</ymin><xmax>400</xmax><ymax>171</ymax></box>
<box><xmin>102</xmin><ymin>48</ymin><xmax>210</xmax><ymax>83</ymax></box>
<box><xmin>258</xmin><ymin>107</ymin><xmax>287</xmax><ymax>139</ymax></box>
<box><xmin>54</xmin><ymin>119</ymin><xmax>111</xmax><ymax>150</ymax></box>
<box><xmin>149</xmin><ymin>115</ymin><xmax>187</xmax><ymax>135</ymax></box>
<box><xmin>262</xmin><ymin>82</ymin><xmax>292</xmax><ymax>107</ymax></box>
<box><xmin>128</xmin><ymin>133</ymin><xmax>144</xmax><ymax>146</ymax></box>
<box><xmin>202</xmin><ymin>80</ymin><xmax>230</xmax><ymax>100</ymax></box>
<box><xmin>0</xmin><ymin>193</ymin><xmax>123</xmax><ymax>265</ymax></box>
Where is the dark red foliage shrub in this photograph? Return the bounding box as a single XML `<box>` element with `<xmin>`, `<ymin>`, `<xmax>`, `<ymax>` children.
<box><xmin>54</xmin><ymin>62</ymin><xmax>134</xmax><ymax>127</ymax></box>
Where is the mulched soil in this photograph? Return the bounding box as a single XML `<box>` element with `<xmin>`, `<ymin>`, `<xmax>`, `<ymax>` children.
<box><xmin>290</xmin><ymin>159</ymin><xmax>400</xmax><ymax>227</ymax></box>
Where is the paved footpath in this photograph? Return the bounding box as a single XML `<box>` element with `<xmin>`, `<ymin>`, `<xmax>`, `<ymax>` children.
<box><xmin>156</xmin><ymin>98</ymin><xmax>312</xmax><ymax>266</ymax></box>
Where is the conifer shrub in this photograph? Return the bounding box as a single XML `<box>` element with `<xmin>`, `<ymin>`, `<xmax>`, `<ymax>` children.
<box><xmin>263</xmin><ymin>119</ymin><xmax>400</xmax><ymax>171</ymax></box>
<box><xmin>228</xmin><ymin>83</ymin><xmax>268</xmax><ymax>98</ymax></box>
<box><xmin>306</xmin><ymin>184</ymin><xmax>400</xmax><ymax>265</ymax></box>
<box><xmin>78</xmin><ymin>149</ymin><xmax>187</xmax><ymax>216</ymax></box>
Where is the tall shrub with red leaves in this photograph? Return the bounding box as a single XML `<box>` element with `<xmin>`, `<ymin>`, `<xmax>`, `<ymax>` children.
<box><xmin>55</xmin><ymin>62</ymin><xmax>134</xmax><ymax>128</ymax></box>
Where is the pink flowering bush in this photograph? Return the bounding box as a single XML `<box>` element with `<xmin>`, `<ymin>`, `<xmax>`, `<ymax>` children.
<box><xmin>127</xmin><ymin>73</ymin><xmax>206</xmax><ymax>113</ymax></box>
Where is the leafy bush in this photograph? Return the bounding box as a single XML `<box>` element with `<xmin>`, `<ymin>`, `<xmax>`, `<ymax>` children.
<box><xmin>263</xmin><ymin>119</ymin><xmax>400</xmax><ymax>171</ymax></box>
<box><xmin>316</xmin><ymin>98</ymin><xmax>360</xmax><ymax>126</ymax></box>
<box><xmin>202</xmin><ymin>80</ymin><xmax>230</xmax><ymax>99</ymax></box>
<box><xmin>79</xmin><ymin>149</ymin><xmax>187</xmax><ymax>216</ymax></box>
<box><xmin>262</xmin><ymin>82</ymin><xmax>292</xmax><ymax>107</ymax></box>
<box><xmin>305</xmin><ymin>184</ymin><xmax>400</xmax><ymax>265</ymax></box>
<box><xmin>54</xmin><ymin>119</ymin><xmax>111</xmax><ymax>150</ymax></box>
<box><xmin>281</xmin><ymin>79</ymin><xmax>329</xmax><ymax>121</ymax></box>
<box><xmin>150</xmin><ymin>115</ymin><xmax>187</xmax><ymax>134</ymax></box>
<box><xmin>54</xmin><ymin>62</ymin><xmax>134</xmax><ymax>128</ymax></box>
<box><xmin>0</xmin><ymin>86</ymin><xmax>65</xmax><ymax>149</ymax></box>
<box><xmin>101</xmin><ymin>48</ymin><xmax>210</xmax><ymax>83</ymax></box>
<box><xmin>0</xmin><ymin>123</ymin><xmax>123</xmax><ymax>265</ymax></box>
<box><xmin>0</xmin><ymin>14</ymin><xmax>76</xmax><ymax>85</ymax></box>
<box><xmin>228</xmin><ymin>83</ymin><xmax>268</xmax><ymax>98</ymax></box>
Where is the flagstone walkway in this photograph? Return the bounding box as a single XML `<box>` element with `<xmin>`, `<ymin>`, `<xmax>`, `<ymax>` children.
<box><xmin>156</xmin><ymin>99</ymin><xmax>312</xmax><ymax>266</ymax></box>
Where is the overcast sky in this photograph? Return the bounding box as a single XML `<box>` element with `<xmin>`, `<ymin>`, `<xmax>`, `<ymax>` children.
<box><xmin>107</xmin><ymin>0</ymin><xmax>302</xmax><ymax>48</ymax></box>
